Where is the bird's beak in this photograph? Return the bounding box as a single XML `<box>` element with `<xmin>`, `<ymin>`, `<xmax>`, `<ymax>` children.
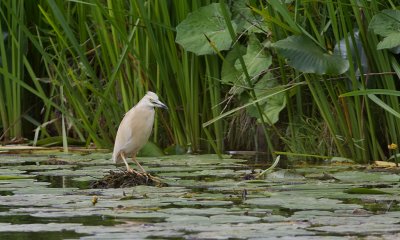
<box><xmin>154</xmin><ymin>100</ymin><xmax>168</xmax><ymax>110</ymax></box>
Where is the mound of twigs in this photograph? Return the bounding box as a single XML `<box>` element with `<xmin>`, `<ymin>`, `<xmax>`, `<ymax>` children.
<box><xmin>90</xmin><ymin>170</ymin><xmax>167</xmax><ymax>188</ymax></box>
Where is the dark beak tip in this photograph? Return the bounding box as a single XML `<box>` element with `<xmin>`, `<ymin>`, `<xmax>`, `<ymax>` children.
<box><xmin>156</xmin><ymin>103</ymin><xmax>168</xmax><ymax>110</ymax></box>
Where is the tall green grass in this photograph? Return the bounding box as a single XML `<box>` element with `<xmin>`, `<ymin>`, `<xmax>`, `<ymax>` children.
<box><xmin>0</xmin><ymin>0</ymin><xmax>225</xmax><ymax>153</ymax></box>
<box><xmin>257</xmin><ymin>0</ymin><xmax>399</xmax><ymax>163</ymax></box>
<box><xmin>1</xmin><ymin>0</ymin><xmax>399</xmax><ymax>164</ymax></box>
<box><xmin>0</xmin><ymin>0</ymin><xmax>28</xmax><ymax>142</ymax></box>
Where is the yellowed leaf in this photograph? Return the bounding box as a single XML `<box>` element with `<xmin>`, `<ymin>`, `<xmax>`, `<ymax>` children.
<box><xmin>374</xmin><ymin>160</ymin><xmax>397</xmax><ymax>168</ymax></box>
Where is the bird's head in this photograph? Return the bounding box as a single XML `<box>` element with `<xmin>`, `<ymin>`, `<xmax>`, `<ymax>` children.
<box><xmin>145</xmin><ymin>91</ymin><xmax>168</xmax><ymax>109</ymax></box>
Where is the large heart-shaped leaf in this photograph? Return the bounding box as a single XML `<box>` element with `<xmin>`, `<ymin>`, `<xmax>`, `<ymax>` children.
<box><xmin>221</xmin><ymin>35</ymin><xmax>272</xmax><ymax>95</ymax></box>
<box><xmin>369</xmin><ymin>10</ymin><xmax>400</xmax><ymax>51</ymax></box>
<box><xmin>175</xmin><ymin>3</ymin><xmax>236</xmax><ymax>55</ymax></box>
<box><xmin>234</xmin><ymin>34</ymin><xmax>272</xmax><ymax>77</ymax></box>
<box><xmin>377</xmin><ymin>33</ymin><xmax>400</xmax><ymax>50</ymax></box>
<box><xmin>231</xmin><ymin>0</ymin><xmax>268</xmax><ymax>34</ymax></box>
<box><xmin>369</xmin><ymin>10</ymin><xmax>400</xmax><ymax>36</ymax></box>
<box><xmin>273</xmin><ymin>35</ymin><xmax>349</xmax><ymax>75</ymax></box>
<box><xmin>221</xmin><ymin>45</ymin><xmax>246</xmax><ymax>85</ymax></box>
<box><xmin>246</xmin><ymin>73</ymin><xmax>286</xmax><ymax>125</ymax></box>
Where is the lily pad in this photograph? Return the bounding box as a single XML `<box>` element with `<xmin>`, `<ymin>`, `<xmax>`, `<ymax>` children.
<box><xmin>332</xmin><ymin>171</ymin><xmax>400</xmax><ymax>183</ymax></box>
<box><xmin>0</xmin><ymin>175</ymin><xmax>33</xmax><ymax>180</ymax></box>
<box><xmin>344</xmin><ymin>187</ymin><xmax>390</xmax><ymax>195</ymax></box>
<box><xmin>160</xmin><ymin>207</ymin><xmax>229</xmax><ymax>216</ymax></box>
<box><xmin>166</xmin><ymin>215</ymin><xmax>210</xmax><ymax>224</ymax></box>
<box><xmin>209</xmin><ymin>214</ymin><xmax>260</xmax><ymax>223</ymax></box>
<box><xmin>0</xmin><ymin>151</ymin><xmax>400</xmax><ymax>239</ymax></box>
<box><xmin>245</xmin><ymin>195</ymin><xmax>362</xmax><ymax>210</ymax></box>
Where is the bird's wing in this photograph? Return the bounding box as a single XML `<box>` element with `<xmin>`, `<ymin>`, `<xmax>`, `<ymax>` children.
<box><xmin>119</xmin><ymin>110</ymin><xmax>134</xmax><ymax>144</ymax></box>
<box><xmin>113</xmin><ymin>108</ymin><xmax>134</xmax><ymax>156</ymax></box>
<box><xmin>124</xmin><ymin>107</ymin><xmax>155</xmax><ymax>151</ymax></box>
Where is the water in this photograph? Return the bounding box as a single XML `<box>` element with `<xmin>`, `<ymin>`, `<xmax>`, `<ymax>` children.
<box><xmin>0</xmin><ymin>152</ymin><xmax>399</xmax><ymax>239</ymax></box>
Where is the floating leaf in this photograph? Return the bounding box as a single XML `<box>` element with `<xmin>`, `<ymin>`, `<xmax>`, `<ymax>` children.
<box><xmin>332</xmin><ymin>171</ymin><xmax>400</xmax><ymax>183</ymax></box>
<box><xmin>0</xmin><ymin>175</ymin><xmax>33</xmax><ymax>180</ymax></box>
<box><xmin>1</xmin><ymin>150</ymin><xmax>400</xmax><ymax>239</ymax></box>
<box><xmin>344</xmin><ymin>187</ymin><xmax>390</xmax><ymax>195</ymax></box>
<box><xmin>161</xmin><ymin>207</ymin><xmax>229</xmax><ymax>216</ymax></box>
<box><xmin>266</xmin><ymin>169</ymin><xmax>305</xmax><ymax>180</ymax></box>
<box><xmin>311</xmin><ymin>223</ymin><xmax>400</xmax><ymax>235</ymax></box>
<box><xmin>374</xmin><ymin>160</ymin><xmax>397</xmax><ymax>168</ymax></box>
<box><xmin>209</xmin><ymin>214</ymin><xmax>260</xmax><ymax>223</ymax></box>
<box><xmin>245</xmin><ymin>195</ymin><xmax>362</xmax><ymax>210</ymax></box>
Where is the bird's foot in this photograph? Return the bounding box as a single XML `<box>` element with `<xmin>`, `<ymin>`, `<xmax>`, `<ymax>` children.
<box><xmin>126</xmin><ymin>167</ymin><xmax>142</xmax><ymax>176</ymax></box>
<box><xmin>135</xmin><ymin>170</ymin><xmax>149</xmax><ymax>181</ymax></box>
<box><xmin>126</xmin><ymin>168</ymin><xmax>151</xmax><ymax>183</ymax></box>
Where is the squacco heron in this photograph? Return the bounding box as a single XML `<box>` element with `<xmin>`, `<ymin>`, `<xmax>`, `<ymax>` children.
<box><xmin>112</xmin><ymin>91</ymin><xmax>167</xmax><ymax>174</ymax></box>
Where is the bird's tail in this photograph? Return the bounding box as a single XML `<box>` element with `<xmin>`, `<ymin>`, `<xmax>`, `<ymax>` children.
<box><xmin>112</xmin><ymin>150</ymin><xmax>119</xmax><ymax>163</ymax></box>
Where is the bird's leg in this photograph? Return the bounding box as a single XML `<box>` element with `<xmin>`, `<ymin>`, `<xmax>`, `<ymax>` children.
<box><xmin>132</xmin><ymin>154</ymin><xmax>149</xmax><ymax>182</ymax></box>
<box><xmin>120</xmin><ymin>152</ymin><xmax>141</xmax><ymax>175</ymax></box>
<box><xmin>132</xmin><ymin>154</ymin><xmax>147</xmax><ymax>174</ymax></box>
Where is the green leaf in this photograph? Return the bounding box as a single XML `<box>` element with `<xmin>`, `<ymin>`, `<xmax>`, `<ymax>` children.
<box><xmin>377</xmin><ymin>32</ymin><xmax>400</xmax><ymax>50</ymax></box>
<box><xmin>164</xmin><ymin>144</ymin><xmax>187</xmax><ymax>155</ymax></box>
<box><xmin>368</xmin><ymin>94</ymin><xmax>400</xmax><ymax>119</ymax></box>
<box><xmin>369</xmin><ymin>10</ymin><xmax>400</xmax><ymax>50</ymax></box>
<box><xmin>35</xmin><ymin>136</ymin><xmax>85</xmax><ymax>147</ymax></box>
<box><xmin>245</xmin><ymin>195</ymin><xmax>361</xmax><ymax>210</ymax></box>
<box><xmin>138</xmin><ymin>142</ymin><xmax>165</xmax><ymax>157</ymax></box>
<box><xmin>332</xmin><ymin>171</ymin><xmax>400</xmax><ymax>183</ymax></box>
<box><xmin>344</xmin><ymin>188</ymin><xmax>390</xmax><ymax>195</ymax></box>
<box><xmin>340</xmin><ymin>89</ymin><xmax>400</xmax><ymax>98</ymax></box>
<box><xmin>231</xmin><ymin>0</ymin><xmax>268</xmax><ymax>34</ymax></box>
<box><xmin>273</xmin><ymin>35</ymin><xmax>349</xmax><ymax>75</ymax></box>
<box><xmin>222</xmin><ymin>35</ymin><xmax>272</xmax><ymax>95</ymax></box>
<box><xmin>246</xmin><ymin>73</ymin><xmax>286</xmax><ymax>125</ymax></box>
<box><xmin>202</xmin><ymin>83</ymin><xmax>299</xmax><ymax>128</ymax></box>
<box><xmin>234</xmin><ymin>34</ymin><xmax>272</xmax><ymax>77</ymax></box>
<box><xmin>221</xmin><ymin>45</ymin><xmax>246</xmax><ymax>84</ymax></box>
<box><xmin>262</xmin><ymin>91</ymin><xmax>286</xmax><ymax>125</ymax></box>
<box><xmin>175</xmin><ymin>3</ymin><xmax>237</xmax><ymax>55</ymax></box>
<box><xmin>0</xmin><ymin>175</ymin><xmax>33</xmax><ymax>180</ymax></box>
<box><xmin>369</xmin><ymin>10</ymin><xmax>400</xmax><ymax>36</ymax></box>
<box><xmin>342</xmin><ymin>89</ymin><xmax>400</xmax><ymax>118</ymax></box>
